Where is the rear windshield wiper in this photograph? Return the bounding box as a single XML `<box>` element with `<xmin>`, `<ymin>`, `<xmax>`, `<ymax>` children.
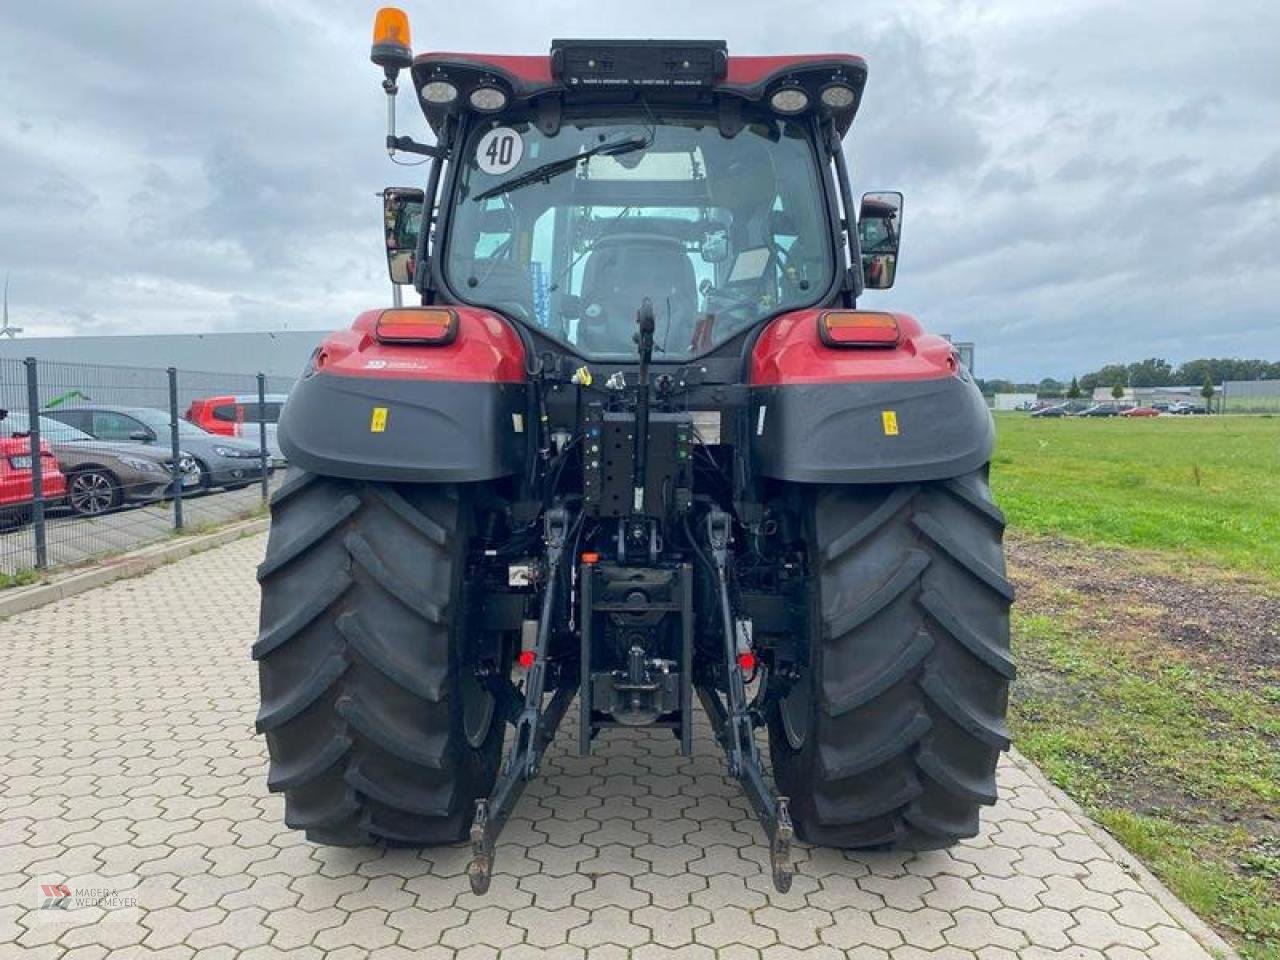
<box><xmin>472</xmin><ymin>136</ymin><xmax>648</xmax><ymax>203</ymax></box>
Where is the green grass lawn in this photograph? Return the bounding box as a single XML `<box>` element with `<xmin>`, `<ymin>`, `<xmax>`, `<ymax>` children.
<box><xmin>992</xmin><ymin>414</ymin><xmax>1280</xmax><ymax>580</ymax></box>
<box><xmin>1012</xmin><ymin>600</ymin><xmax>1279</xmax><ymax>958</ymax></box>
<box><xmin>995</xmin><ymin>413</ymin><xmax>1280</xmax><ymax>957</ymax></box>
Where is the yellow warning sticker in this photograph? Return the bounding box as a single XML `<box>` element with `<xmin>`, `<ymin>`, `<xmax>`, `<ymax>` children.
<box><xmin>882</xmin><ymin>410</ymin><xmax>899</xmax><ymax>436</ymax></box>
<box><xmin>370</xmin><ymin>407</ymin><xmax>388</xmax><ymax>433</ymax></box>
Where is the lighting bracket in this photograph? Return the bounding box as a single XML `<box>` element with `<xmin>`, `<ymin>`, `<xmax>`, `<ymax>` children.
<box><xmin>386</xmin><ymin>135</ymin><xmax>446</xmax><ymax>159</ymax></box>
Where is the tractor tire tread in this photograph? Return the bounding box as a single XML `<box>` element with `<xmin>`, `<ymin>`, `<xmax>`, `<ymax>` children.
<box><xmin>255</xmin><ymin>469</ymin><xmax>501</xmax><ymax>848</ymax></box>
<box><xmin>769</xmin><ymin>468</ymin><xmax>1012</xmax><ymax>850</ymax></box>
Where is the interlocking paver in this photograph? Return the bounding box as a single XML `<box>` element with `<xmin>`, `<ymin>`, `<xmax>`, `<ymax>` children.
<box><xmin>567</xmin><ymin>904</ymin><xmax>649</xmax><ymax>948</ymax></box>
<box><xmin>632</xmin><ymin>903</ymin><xmax>710</xmax><ymax>947</ymax></box>
<box><xmin>942</xmin><ymin>905</ymin><xmax>1029</xmax><ymax>951</ymax></box>
<box><xmin>992</xmin><ymin>903</ymin><xmax>1076</xmax><ymax>949</ymax></box>
<box><xmin>819</xmin><ymin>910</ymin><xmax>904</xmax><ymax>952</ymax></box>
<box><xmin>693</xmin><ymin>905</ymin><xmax>778</xmax><ymax>949</ymax></box>
<box><xmin>510</xmin><ymin>903</ymin><xmax>590</xmax><ymax>946</ymax></box>
<box><xmin>386</xmin><ymin>904</ymin><xmax>467</xmax><ymax>947</ymax></box>
<box><xmin>1069</xmin><ymin>904</ymin><xmax>1159</xmax><ymax>952</ymax></box>
<box><xmin>571</xmin><ymin>873</ymin><xmax>649</xmax><ymax>911</ymax></box>
<box><xmin>0</xmin><ymin>533</ymin><xmax>1239</xmax><ymax>958</ymax></box>
<box><xmin>874</xmin><ymin>905</ymin><xmax>955</xmax><ymax>949</ymax></box>
<box><xmin>139</xmin><ymin>904</ymin><xmax>225</xmax><ymax>949</ymax></box>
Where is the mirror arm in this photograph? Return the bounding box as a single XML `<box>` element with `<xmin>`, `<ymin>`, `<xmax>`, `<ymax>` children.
<box><xmin>826</xmin><ymin>120</ymin><xmax>863</xmax><ymax>304</ymax></box>
<box><xmin>415</xmin><ymin>115</ymin><xmax>457</xmax><ymax>302</ymax></box>
<box><xmin>387</xmin><ymin>135</ymin><xmax>446</xmax><ymax>159</ymax></box>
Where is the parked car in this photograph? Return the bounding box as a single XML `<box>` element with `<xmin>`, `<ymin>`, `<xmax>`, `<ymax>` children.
<box><xmin>45</xmin><ymin>405</ymin><xmax>266</xmax><ymax>491</ymax></box>
<box><xmin>186</xmin><ymin>394</ymin><xmax>287</xmax><ymax>465</ymax></box>
<box><xmin>1121</xmin><ymin>406</ymin><xmax>1160</xmax><ymax>417</ymax></box>
<box><xmin>1036</xmin><ymin>400</ymin><xmax>1091</xmax><ymax>416</ymax></box>
<box><xmin>0</xmin><ymin>411</ymin><xmax>68</xmax><ymax>527</ymax></box>
<box><xmin>1078</xmin><ymin>403</ymin><xmax>1123</xmax><ymax>417</ymax></box>
<box><xmin>0</xmin><ymin>412</ymin><xmax>197</xmax><ymax>517</ymax></box>
<box><xmin>1166</xmin><ymin>401</ymin><xmax>1205</xmax><ymax>415</ymax></box>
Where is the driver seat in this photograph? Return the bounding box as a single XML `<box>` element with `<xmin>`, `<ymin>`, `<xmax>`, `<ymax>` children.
<box><xmin>578</xmin><ymin>235</ymin><xmax>698</xmax><ymax>353</ymax></box>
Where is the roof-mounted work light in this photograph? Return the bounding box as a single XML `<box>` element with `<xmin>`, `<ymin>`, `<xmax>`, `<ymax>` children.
<box><xmin>468</xmin><ymin>81</ymin><xmax>510</xmax><ymax>113</ymax></box>
<box><xmin>420</xmin><ymin>79</ymin><xmax>459</xmax><ymax>105</ymax></box>
<box><xmin>819</xmin><ymin>82</ymin><xmax>857</xmax><ymax>111</ymax></box>
<box><xmin>768</xmin><ymin>84</ymin><xmax>811</xmax><ymax>115</ymax></box>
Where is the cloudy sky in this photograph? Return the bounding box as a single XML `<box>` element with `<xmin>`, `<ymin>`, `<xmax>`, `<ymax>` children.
<box><xmin>1</xmin><ymin>1</ymin><xmax>1276</xmax><ymax>379</ymax></box>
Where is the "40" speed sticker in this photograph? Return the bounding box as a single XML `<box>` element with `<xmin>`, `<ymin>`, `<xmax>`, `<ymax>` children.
<box><xmin>475</xmin><ymin>127</ymin><xmax>523</xmax><ymax>175</ymax></box>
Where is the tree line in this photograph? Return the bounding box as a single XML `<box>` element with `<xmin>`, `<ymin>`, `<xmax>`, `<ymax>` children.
<box><xmin>978</xmin><ymin>357</ymin><xmax>1280</xmax><ymax>398</ymax></box>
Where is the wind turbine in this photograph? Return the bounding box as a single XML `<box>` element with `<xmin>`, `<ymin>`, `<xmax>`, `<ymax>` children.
<box><xmin>0</xmin><ymin>274</ymin><xmax>23</xmax><ymax>339</ymax></box>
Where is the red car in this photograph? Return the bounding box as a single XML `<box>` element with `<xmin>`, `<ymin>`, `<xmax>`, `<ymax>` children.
<box><xmin>185</xmin><ymin>393</ymin><xmax>287</xmax><ymax>465</ymax></box>
<box><xmin>0</xmin><ymin>434</ymin><xmax>68</xmax><ymax>527</ymax></box>
<box><xmin>1121</xmin><ymin>406</ymin><xmax>1160</xmax><ymax>417</ymax></box>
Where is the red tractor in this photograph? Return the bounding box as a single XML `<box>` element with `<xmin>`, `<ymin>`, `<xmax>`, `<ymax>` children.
<box><xmin>255</xmin><ymin>9</ymin><xmax>1012</xmax><ymax>894</ymax></box>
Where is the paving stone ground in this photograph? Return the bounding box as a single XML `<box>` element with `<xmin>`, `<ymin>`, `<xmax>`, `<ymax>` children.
<box><xmin>0</xmin><ymin>533</ymin><xmax>1237</xmax><ymax>958</ymax></box>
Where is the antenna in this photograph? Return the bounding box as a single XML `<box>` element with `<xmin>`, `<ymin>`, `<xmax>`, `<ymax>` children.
<box><xmin>0</xmin><ymin>273</ymin><xmax>22</xmax><ymax>339</ymax></box>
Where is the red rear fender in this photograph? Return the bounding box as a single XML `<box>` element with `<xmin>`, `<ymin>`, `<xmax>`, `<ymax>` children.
<box><xmin>313</xmin><ymin>308</ymin><xmax>526</xmax><ymax>383</ymax></box>
<box><xmin>750</xmin><ymin>309</ymin><xmax>960</xmax><ymax>386</ymax></box>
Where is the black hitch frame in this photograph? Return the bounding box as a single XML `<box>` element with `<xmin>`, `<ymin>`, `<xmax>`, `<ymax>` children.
<box><xmin>695</xmin><ymin>508</ymin><xmax>793</xmax><ymax>892</ymax></box>
<box><xmin>467</xmin><ymin>505</ymin><xmax>794</xmax><ymax>895</ymax></box>
<box><xmin>578</xmin><ymin>560</ymin><xmax>695</xmax><ymax>756</ymax></box>
<box><xmin>468</xmin><ymin>507</ymin><xmax>576</xmax><ymax>894</ymax></box>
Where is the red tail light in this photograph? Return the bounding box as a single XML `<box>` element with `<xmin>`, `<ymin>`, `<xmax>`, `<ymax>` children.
<box><xmin>818</xmin><ymin>310</ymin><xmax>900</xmax><ymax>348</ymax></box>
<box><xmin>374</xmin><ymin>307</ymin><xmax>458</xmax><ymax>345</ymax></box>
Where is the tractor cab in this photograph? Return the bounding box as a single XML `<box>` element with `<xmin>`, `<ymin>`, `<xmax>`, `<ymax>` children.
<box><xmin>374</xmin><ymin>24</ymin><xmax>903</xmax><ymax>362</ymax></box>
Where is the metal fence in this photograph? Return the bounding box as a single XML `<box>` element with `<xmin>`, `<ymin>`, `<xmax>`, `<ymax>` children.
<box><xmin>1</xmin><ymin>357</ymin><xmax>295</xmax><ymax>579</ymax></box>
<box><xmin>1222</xmin><ymin>379</ymin><xmax>1280</xmax><ymax>413</ymax></box>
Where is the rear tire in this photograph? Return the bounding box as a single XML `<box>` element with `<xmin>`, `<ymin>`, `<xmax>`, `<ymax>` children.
<box><xmin>768</xmin><ymin>467</ymin><xmax>1014</xmax><ymax>849</ymax></box>
<box><xmin>254</xmin><ymin>469</ymin><xmax>503</xmax><ymax>846</ymax></box>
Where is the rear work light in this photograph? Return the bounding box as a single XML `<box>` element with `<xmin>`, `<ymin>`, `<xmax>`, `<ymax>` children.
<box><xmin>818</xmin><ymin>310</ymin><xmax>901</xmax><ymax>348</ymax></box>
<box><xmin>374</xmin><ymin>307</ymin><xmax>459</xmax><ymax>344</ymax></box>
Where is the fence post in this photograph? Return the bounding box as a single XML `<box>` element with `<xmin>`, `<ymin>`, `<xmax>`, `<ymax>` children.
<box><xmin>23</xmin><ymin>358</ymin><xmax>48</xmax><ymax>569</ymax></box>
<box><xmin>257</xmin><ymin>373</ymin><xmax>269</xmax><ymax>501</ymax></box>
<box><xmin>168</xmin><ymin>367</ymin><xmax>184</xmax><ymax>531</ymax></box>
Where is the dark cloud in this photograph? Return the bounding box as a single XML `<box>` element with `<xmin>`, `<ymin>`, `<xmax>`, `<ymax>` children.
<box><xmin>0</xmin><ymin>0</ymin><xmax>1276</xmax><ymax>378</ymax></box>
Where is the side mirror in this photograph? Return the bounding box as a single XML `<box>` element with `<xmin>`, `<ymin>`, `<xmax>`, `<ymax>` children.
<box><xmin>858</xmin><ymin>191</ymin><xmax>904</xmax><ymax>290</ymax></box>
<box><xmin>129</xmin><ymin>429</ymin><xmax>153</xmax><ymax>443</ymax></box>
<box><xmin>383</xmin><ymin>187</ymin><xmax>425</xmax><ymax>285</ymax></box>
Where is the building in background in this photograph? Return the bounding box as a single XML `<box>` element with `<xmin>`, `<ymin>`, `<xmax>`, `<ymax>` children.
<box><xmin>0</xmin><ymin>331</ymin><xmax>327</xmax><ymax>377</ymax></box>
<box><xmin>991</xmin><ymin>392</ymin><xmax>1037</xmax><ymax>411</ymax></box>
<box><xmin>1092</xmin><ymin>386</ymin><xmax>1133</xmax><ymax>402</ymax></box>
<box><xmin>1132</xmin><ymin>385</ymin><xmax>1198</xmax><ymax>405</ymax></box>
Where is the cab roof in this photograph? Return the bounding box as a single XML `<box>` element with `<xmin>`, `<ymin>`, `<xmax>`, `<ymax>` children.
<box><xmin>410</xmin><ymin>42</ymin><xmax>868</xmax><ymax>138</ymax></box>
